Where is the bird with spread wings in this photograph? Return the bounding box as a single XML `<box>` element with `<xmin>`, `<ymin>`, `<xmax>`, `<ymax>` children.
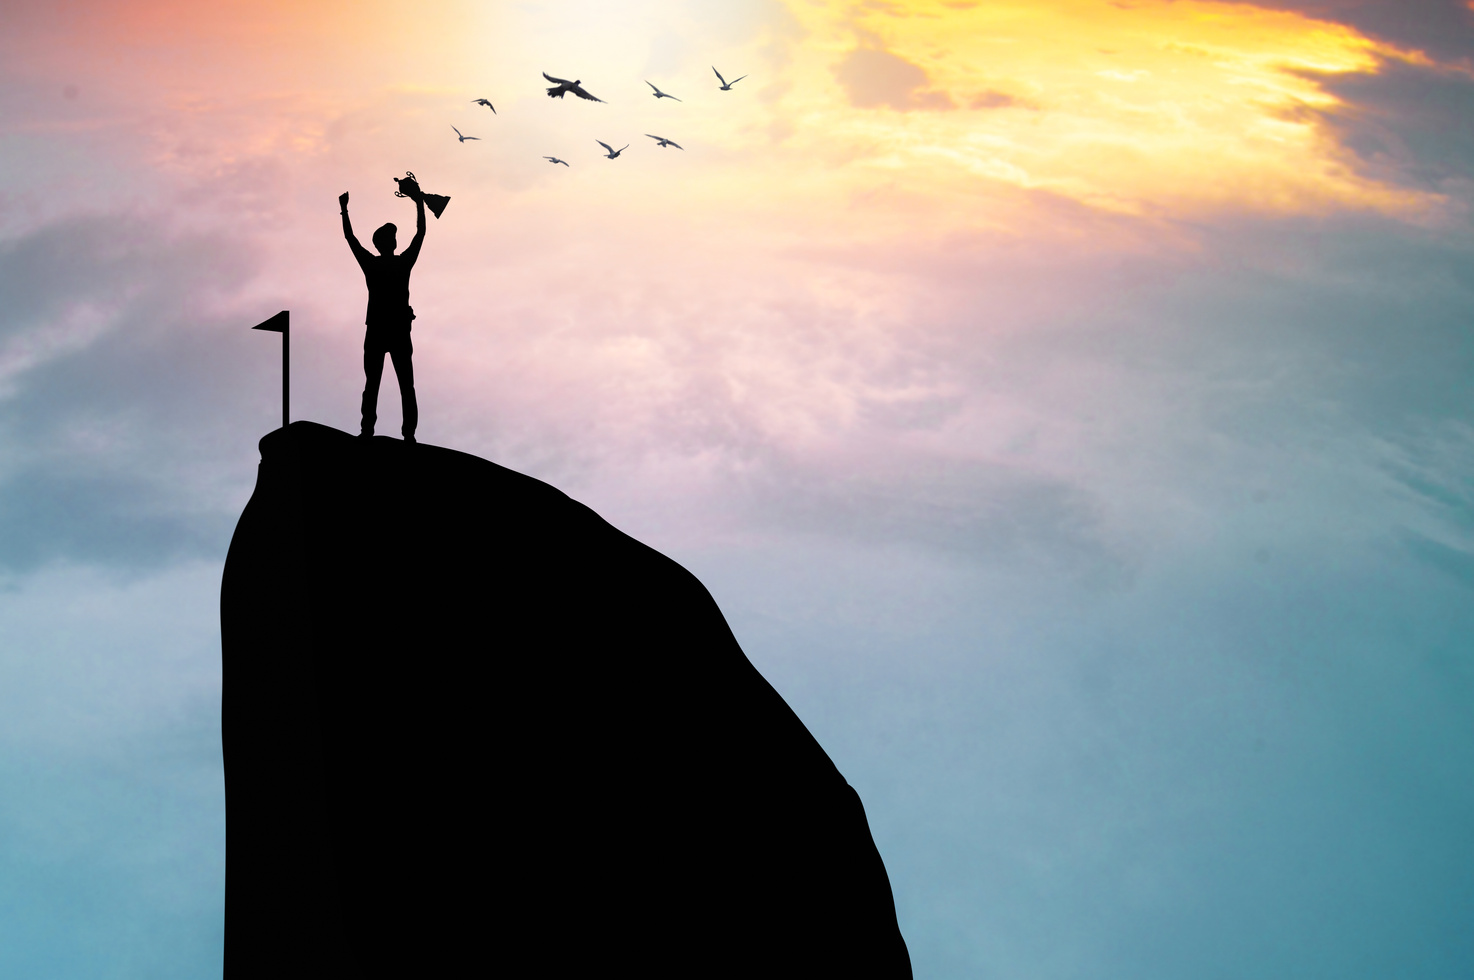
<box><xmin>712</xmin><ymin>66</ymin><xmax>747</xmax><ymax>90</ymax></box>
<box><xmin>597</xmin><ymin>140</ymin><xmax>629</xmax><ymax>159</ymax></box>
<box><xmin>646</xmin><ymin>134</ymin><xmax>684</xmax><ymax>149</ymax></box>
<box><xmin>646</xmin><ymin>81</ymin><xmax>681</xmax><ymax>101</ymax></box>
<box><xmin>472</xmin><ymin>98</ymin><xmax>495</xmax><ymax>113</ymax></box>
<box><xmin>543</xmin><ymin>73</ymin><xmax>605</xmax><ymax>103</ymax></box>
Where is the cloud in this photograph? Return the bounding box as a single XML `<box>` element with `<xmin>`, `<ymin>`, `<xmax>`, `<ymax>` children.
<box><xmin>1402</xmin><ymin>528</ymin><xmax>1474</xmax><ymax>588</ymax></box>
<box><xmin>391</xmin><ymin>193</ymin><xmax>1474</xmax><ymax>595</ymax></box>
<box><xmin>1288</xmin><ymin>56</ymin><xmax>1474</xmax><ymax>191</ymax></box>
<box><xmin>833</xmin><ymin>47</ymin><xmax>956</xmax><ymax>111</ymax></box>
<box><xmin>970</xmin><ymin>90</ymin><xmax>1020</xmax><ymax>110</ymax></box>
<box><xmin>738</xmin><ymin>450</ymin><xmax>1132</xmax><ymax>586</ymax></box>
<box><xmin>1379</xmin><ymin>419</ymin><xmax>1474</xmax><ymax>588</ymax></box>
<box><xmin>0</xmin><ymin>214</ymin><xmax>267</xmax><ymax>573</ymax></box>
<box><xmin>1223</xmin><ymin>0</ymin><xmax>1474</xmax><ymax>64</ymax></box>
<box><xmin>0</xmin><ymin>470</ymin><xmax>235</xmax><ymax>573</ymax></box>
<box><xmin>6</xmin><ymin>203</ymin><xmax>1447</xmax><ymax>604</ymax></box>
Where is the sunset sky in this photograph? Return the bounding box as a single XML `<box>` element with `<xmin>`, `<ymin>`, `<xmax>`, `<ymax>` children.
<box><xmin>3</xmin><ymin>1</ymin><xmax>1473</xmax><ymax>977</ymax></box>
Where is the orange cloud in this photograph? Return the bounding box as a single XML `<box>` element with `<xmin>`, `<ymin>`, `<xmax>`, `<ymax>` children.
<box><xmin>759</xmin><ymin>0</ymin><xmax>1437</xmax><ymax>218</ymax></box>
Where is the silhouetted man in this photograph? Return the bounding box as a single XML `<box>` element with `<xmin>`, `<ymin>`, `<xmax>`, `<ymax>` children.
<box><xmin>340</xmin><ymin>185</ymin><xmax>426</xmax><ymax>442</ymax></box>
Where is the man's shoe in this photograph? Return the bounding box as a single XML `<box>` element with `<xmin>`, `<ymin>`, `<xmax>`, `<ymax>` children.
<box><xmin>403</xmin><ymin>434</ymin><xmax>416</xmax><ymax>444</ymax></box>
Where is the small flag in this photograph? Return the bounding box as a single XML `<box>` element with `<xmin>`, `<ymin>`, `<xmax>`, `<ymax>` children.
<box><xmin>251</xmin><ymin>310</ymin><xmax>290</xmax><ymax>429</ymax></box>
<box><xmin>252</xmin><ymin>310</ymin><xmax>289</xmax><ymax>333</ymax></box>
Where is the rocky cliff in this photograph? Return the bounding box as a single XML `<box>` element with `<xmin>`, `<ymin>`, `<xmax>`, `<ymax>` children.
<box><xmin>220</xmin><ymin>422</ymin><xmax>911</xmax><ymax>978</ymax></box>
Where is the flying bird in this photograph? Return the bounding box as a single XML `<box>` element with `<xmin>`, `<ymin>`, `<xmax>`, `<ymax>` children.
<box><xmin>543</xmin><ymin>72</ymin><xmax>605</xmax><ymax>103</ymax></box>
<box><xmin>646</xmin><ymin>134</ymin><xmax>683</xmax><ymax>149</ymax></box>
<box><xmin>544</xmin><ymin>156</ymin><xmax>569</xmax><ymax>166</ymax></box>
<box><xmin>645</xmin><ymin>81</ymin><xmax>681</xmax><ymax>101</ymax></box>
<box><xmin>712</xmin><ymin>66</ymin><xmax>747</xmax><ymax>90</ymax></box>
<box><xmin>452</xmin><ymin>126</ymin><xmax>480</xmax><ymax>142</ymax></box>
<box><xmin>596</xmin><ymin>140</ymin><xmax>629</xmax><ymax>159</ymax></box>
<box><xmin>472</xmin><ymin>98</ymin><xmax>496</xmax><ymax>113</ymax></box>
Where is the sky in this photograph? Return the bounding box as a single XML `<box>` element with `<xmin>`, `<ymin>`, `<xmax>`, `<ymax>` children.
<box><xmin>1</xmin><ymin>0</ymin><xmax>1473</xmax><ymax>976</ymax></box>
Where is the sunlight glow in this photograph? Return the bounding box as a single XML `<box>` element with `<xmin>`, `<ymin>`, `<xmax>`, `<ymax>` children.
<box><xmin>763</xmin><ymin>0</ymin><xmax>1429</xmax><ymax>217</ymax></box>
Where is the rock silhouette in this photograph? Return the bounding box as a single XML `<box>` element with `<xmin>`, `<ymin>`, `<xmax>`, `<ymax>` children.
<box><xmin>220</xmin><ymin>422</ymin><xmax>912</xmax><ymax>978</ymax></box>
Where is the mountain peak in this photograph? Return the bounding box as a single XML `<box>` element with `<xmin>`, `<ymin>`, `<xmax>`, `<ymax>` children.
<box><xmin>221</xmin><ymin>421</ymin><xmax>911</xmax><ymax>977</ymax></box>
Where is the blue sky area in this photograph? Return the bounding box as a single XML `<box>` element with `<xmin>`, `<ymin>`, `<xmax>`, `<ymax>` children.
<box><xmin>2</xmin><ymin>1</ymin><xmax>1473</xmax><ymax>977</ymax></box>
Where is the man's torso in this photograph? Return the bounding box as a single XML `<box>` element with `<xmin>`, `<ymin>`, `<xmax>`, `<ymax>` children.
<box><xmin>360</xmin><ymin>253</ymin><xmax>414</xmax><ymax>328</ymax></box>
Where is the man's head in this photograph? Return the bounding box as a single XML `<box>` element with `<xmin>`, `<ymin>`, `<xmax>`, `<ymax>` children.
<box><xmin>372</xmin><ymin>223</ymin><xmax>398</xmax><ymax>255</ymax></box>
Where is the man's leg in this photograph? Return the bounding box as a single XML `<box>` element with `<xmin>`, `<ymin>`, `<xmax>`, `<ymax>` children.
<box><xmin>361</xmin><ymin>348</ymin><xmax>386</xmax><ymax>437</ymax></box>
<box><xmin>389</xmin><ymin>346</ymin><xmax>417</xmax><ymax>441</ymax></box>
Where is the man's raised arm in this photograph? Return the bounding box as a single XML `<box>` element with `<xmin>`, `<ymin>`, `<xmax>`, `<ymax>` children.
<box><xmin>340</xmin><ymin>192</ymin><xmax>371</xmax><ymax>265</ymax></box>
<box><xmin>403</xmin><ymin>193</ymin><xmax>427</xmax><ymax>266</ymax></box>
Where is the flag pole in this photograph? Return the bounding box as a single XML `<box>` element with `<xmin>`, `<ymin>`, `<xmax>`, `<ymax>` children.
<box><xmin>252</xmin><ymin>310</ymin><xmax>290</xmax><ymax>429</ymax></box>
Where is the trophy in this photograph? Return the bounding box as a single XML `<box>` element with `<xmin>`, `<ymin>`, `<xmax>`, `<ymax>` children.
<box><xmin>393</xmin><ymin>171</ymin><xmax>450</xmax><ymax>219</ymax></box>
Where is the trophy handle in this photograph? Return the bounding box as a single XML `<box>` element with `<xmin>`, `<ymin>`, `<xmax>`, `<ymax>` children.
<box><xmin>393</xmin><ymin>171</ymin><xmax>422</xmax><ymax>200</ymax></box>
